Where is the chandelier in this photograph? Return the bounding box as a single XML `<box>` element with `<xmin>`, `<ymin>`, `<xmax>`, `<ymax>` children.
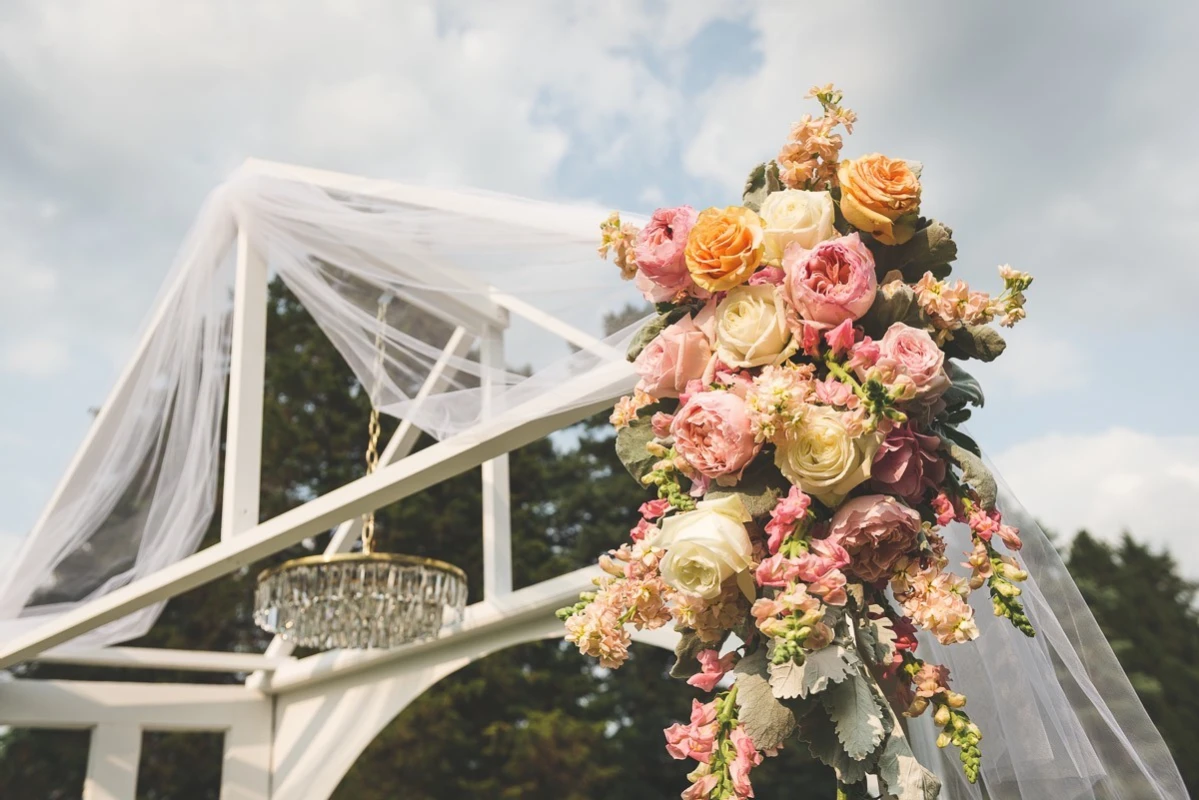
<box><xmin>254</xmin><ymin>294</ymin><xmax>469</xmax><ymax>650</ymax></box>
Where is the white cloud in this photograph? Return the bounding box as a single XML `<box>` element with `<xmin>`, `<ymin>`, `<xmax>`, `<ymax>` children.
<box><xmin>995</xmin><ymin>429</ymin><xmax>1199</xmax><ymax>574</ymax></box>
<box><xmin>1</xmin><ymin>336</ymin><xmax>69</xmax><ymax>377</ymax></box>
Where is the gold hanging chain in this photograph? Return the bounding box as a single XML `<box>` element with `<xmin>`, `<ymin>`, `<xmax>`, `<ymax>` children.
<box><xmin>360</xmin><ymin>293</ymin><xmax>392</xmax><ymax>556</ymax></box>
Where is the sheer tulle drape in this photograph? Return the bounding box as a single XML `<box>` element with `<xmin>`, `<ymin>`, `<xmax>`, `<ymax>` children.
<box><xmin>906</xmin><ymin>458</ymin><xmax>1188</xmax><ymax>799</ymax></box>
<box><xmin>0</xmin><ymin>167</ymin><xmax>1187</xmax><ymax>797</ymax></box>
<box><xmin>0</xmin><ymin>168</ymin><xmax>642</xmax><ymax>647</ymax></box>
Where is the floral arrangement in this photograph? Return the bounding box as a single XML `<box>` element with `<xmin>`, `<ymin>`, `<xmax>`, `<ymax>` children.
<box><xmin>560</xmin><ymin>86</ymin><xmax>1035</xmax><ymax>799</ymax></box>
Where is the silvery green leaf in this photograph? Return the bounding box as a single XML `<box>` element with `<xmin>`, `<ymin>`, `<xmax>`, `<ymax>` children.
<box><xmin>822</xmin><ymin>673</ymin><xmax>887</xmax><ymax>761</ymax></box>
<box><xmin>945</xmin><ymin>324</ymin><xmax>1007</xmax><ymax>362</ymax></box>
<box><xmin>742</xmin><ymin>161</ymin><xmax>783</xmax><ymax>213</ymax></box>
<box><xmin>857</xmin><ymin>281</ymin><xmax>929</xmax><ymax>338</ymax></box>
<box><xmin>877</xmin><ymin>721</ymin><xmax>942</xmax><ymax>800</ymax></box>
<box><xmin>943</xmin><ymin>361</ymin><xmax>984</xmax><ymax>409</ymax></box>
<box><xmin>733</xmin><ymin>649</ymin><xmax>797</xmax><ymax>751</ymax></box>
<box><xmin>768</xmin><ymin>659</ymin><xmax>805</xmax><ymax>700</ymax></box>
<box><xmin>669</xmin><ymin>629</ymin><xmax>718</xmax><ymax>680</ymax></box>
<box><xmin>800</xmin><ymin>645</ymin><xmax>859</xmax><ymax>698</ymax></box>
<box><xmin>706</xmin><ymin>459</ymin><xmax>790</xmax><ymax>518</ymax></box>
<box><xmin>615</xmin><ymin>414</ymin><xmax>657</xmax><ymax>483</ymax></box>
<box><xmin>866</xmin><ymin>218</ymin><xmax>956</xmax><ymax>282</ymax></box>
<box><xmin>626</xmin><ymin>314</ymin><xmax>669</xmax><ymax>361</ymax></box>
<box><xmin>860</xmin><ymin>607</ymin><xmax>897</xmax><ymax>666</ymax></box>
<box><xmin>942</xmin><ymin>439</ymin><xmax>998</xmax><ymax>509</ymax></box>
<box><xmin>799</xmin><ymin>708</ymin><xmax>871</xmax><ymax>785</ymax></box>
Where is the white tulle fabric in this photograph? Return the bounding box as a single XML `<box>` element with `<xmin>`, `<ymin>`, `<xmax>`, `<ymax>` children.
<box><xmin>0</xmin><ymin>166</ymin><xmax>645</xmax><ymax>647</ymax></box>
<box><xmin>0</xmin><ymin>165</ymin><xmax>1186</xmax><ymax>797</ymax></box>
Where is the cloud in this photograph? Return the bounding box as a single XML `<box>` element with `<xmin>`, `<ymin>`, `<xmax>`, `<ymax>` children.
<box><xmin>973</xmin><ymin>323</ymin><xmax>1090</xmax><ymax>399</ymax></box>
<box><xmin>994</xmin><ymin>429</ymin><xmax>1199</xmax><ymax>574</ymax></box>
<box><xmin>0</xmin><ymin>336</ymin><xmax>69</xmax><ymax>377</ymax></box>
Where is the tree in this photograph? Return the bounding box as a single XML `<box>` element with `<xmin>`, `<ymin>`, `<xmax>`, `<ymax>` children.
<box><xmin>1066</xmin><ymin>532</ymin><xmax>1199</xmax><ymax>792</ymax></box>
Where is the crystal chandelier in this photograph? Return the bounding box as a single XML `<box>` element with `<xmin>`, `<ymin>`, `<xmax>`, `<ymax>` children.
<box><xmin>254</xmin><ymin>294</ymin><xmax>468</xmax><ymax>650</ymax></box>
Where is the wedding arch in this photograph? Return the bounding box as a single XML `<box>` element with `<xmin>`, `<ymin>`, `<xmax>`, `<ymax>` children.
<box><xmin>0</xmin><ymin>158</ymin><xmax>667</xmax><ymax>800</ymax></box>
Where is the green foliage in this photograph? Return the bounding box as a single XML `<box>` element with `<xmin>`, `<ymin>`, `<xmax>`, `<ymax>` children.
<box><xmin>865</xmin><ymin>218</ymin><xmax>957</xmax><ymax>283</ymax></box>
<box><xmin>742</xmin><ymin>161</ymin><xmax>783</xmax><ymax>213</ymax></box>
<box><xmin>943</xmin><ymin>324</ymin><xmax>1007</xmax><ymax>362</ymax></box>
<box><xmin>1067</xmin><ymin>532</ymin><xmax>1199</xmax><ymax>793</ymax></box>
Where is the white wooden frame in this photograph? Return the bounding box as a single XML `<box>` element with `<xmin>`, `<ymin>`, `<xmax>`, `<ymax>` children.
<box><xmin>1</xmin><ymin>159</ymin><xmax>650</xmax><ymax>800</ymax></box>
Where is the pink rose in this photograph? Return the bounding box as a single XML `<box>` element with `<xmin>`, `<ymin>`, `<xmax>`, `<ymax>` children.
<box><xmin>827</xmin><ymin>494</ymin><xmax>923</xmax><ymax>583</ymax></box>
<box><xmin>748</xmin><ymin>265</ymin><xmax>786</xmax><ymax>286</ymax></box>
<box><xmin>782</xmin><ymin>233</ymin><xmax>878</xmax><ymax>325</ymax></box>
<box><xmin>671</xmin><ymin>391</ymin><xmax>760</xmax><ymax>480</ymax></box>
<box><xmin>877</xmin><ymin>323</ymin><xmax>949</xmax><ymax>398</ymax></box>
<box><xmin>633</xmin><ymin>314</ymin><xmax>713</xmax><ymax>399</ymax></box>
<box><xmin>871</xmin><ymin>425</ymin><xmax>946</xmax><ymax>503</ymax></box>
<box><xmin>633</xmin><ymin>205</ymin><xmax>704</xmax><ymax>302</ymax></box>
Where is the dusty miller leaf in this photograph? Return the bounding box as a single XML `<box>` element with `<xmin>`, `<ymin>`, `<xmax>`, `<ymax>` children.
<box><xmin>858</xmin><ymin>607</ymin><xmax>897</xmax><ymax>667</ymax></box>
<box><xmin>706</xmin><ymin>459</ymin><xmax>790</xmax><ymax>518</ymax></box>
<box><xmin>857</xmin><ymin>282</ymin><xmax>928</xmax><ymax>338</ymax></box>
<box><xmin>944</xmin><ymin>324</ymin><xmax>1007</xmax><ymax>362</ymax></box>
<box><xmin>615</xmin><ymin>414</ymin><xmax>658</xmax><ymax>483</ymax></box>
<box><xmin>822</xmin><ymin>673</ymin><xmax>887</xmax><ymax>761</ymax></box>
<box><xmin>868</xmin><ymin>218</ymin><xmax>957</xmax><ymax>283</ymax></box>
<box><xmin>742</xmin><ymin>161</ymin><xmax>783</xmax><ymax>213</ymax></box>
<box><xmin>793</xmin><ymin>645</ymin><xmax>858</xmax><ymax>698</ymax></box>
<box><xmin>733</xmin><ymin>649</ymin><xmax>797</xmax><ymax>751</ymax></box>
<box><xmin>798</xmin><ymin>708</ymin><xmax>871</xmax><ymax>785</ymax></box>
<box><xmin>942</xmin><ymin>360</ymin><xmax>984</xmax><ymax>409</ymax></box>
<box><xmin>942</xmin><ymin>438</ymin><xmax>998</xmax><ymax>509</ymax></box>
<box><xmin>935</xmin><ymin>423</ymin><xmax>981</xmax><ymax>458</ymax></box>
<box><xmin>670</xmin><ymin>629</ymin><xmax>720</xmax><ymax>679</ymax></box>
<box><xmin>626</xmin><ymin>314</ymin><xmax>669</xmax><ymax>361</ymax></box>
<box><xmin>767</xmin><ymin>660</ymin><xmax>805</xmax><ymax>700</ymax></box>
<box><xmin>877</xmin><ymin>721</ymin><xmax>942</xmax><ymax>800</ymax></box>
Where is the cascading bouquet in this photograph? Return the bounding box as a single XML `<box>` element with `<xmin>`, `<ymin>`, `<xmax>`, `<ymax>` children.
<box><xmin>558</xmin><ymin>86</ymin><xmax>1036</xmax><ymax>799</ymax></box>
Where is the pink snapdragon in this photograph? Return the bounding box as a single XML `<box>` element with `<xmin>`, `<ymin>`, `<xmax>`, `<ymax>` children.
<box><xmin>687</xmin><ymin>649</ymin><xmax>738</xmax><ymax>692</ymax></box>
<box><xmin>729</xmin><ymin>726</ymin><xmax>763</xmax><ymax>798</ymax></box>
<box><xmin>640</xmin><ymin>498</ymin><xmax>671</xmax><ymax>521</ymax></box>
<box><xmin>664</xmin><ymin>699</ymin><xmax>719</xmax><ymax>762</ymax></box>
<box><xmin>931</xmin><ymin>492</ymin><xmax>959</xmax><ymax>526</ymax></box>
<box><xmin>764</xmin><ymin>486</ymin><xmax>812</xmax><ymax>554</ymax></box>
<box><xmin>968</xmin><ymin>506</ymin><xmax>1023</xmax><ymax>551</ymax></box>
<box><xmin>823</xmin><ymin>319</ymin><xmax>856</xmax><ymax>356</ymax></box>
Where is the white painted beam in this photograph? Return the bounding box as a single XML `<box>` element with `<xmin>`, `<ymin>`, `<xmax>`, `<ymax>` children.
<box><xmin>0</xmin><ymin>360</ymin><xmax>635</xmax><ymax>670</ymax></box>
<box><xmin>0</xmin><ymin>680</ymin><xmax>268</xmax><ymax>730</ymax></box>
<box><xmin>36</xmin><ymin>647</ymin><xmax>291</xmax><ymax>674</ymax></box>
<box><xmin>221</xmin><ymin>227</ymin><xmax>269</xmax><ymax>540</ymax></box>
<box><xmin>480</xmin><ymin>324</ymin><xmax>512</xmax><ymax>599</ymax></box>
<box><xmin>84</xmin><ymin>724</ymin><xmax>141</xmax><ymax>800</ymax></box>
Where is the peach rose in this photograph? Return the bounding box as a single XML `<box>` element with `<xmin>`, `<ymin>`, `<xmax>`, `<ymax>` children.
<box><xmin>684</xmin><ymin>206</ymin><xmax>765</xmax><ymax>292</ymax></box>
<box><xmin>838</xmin><ymin>154</ymin><xmax>921</xmax><ymax>246</ymax></box>
<box><xmin>671</xmin><ymin>391</ymin><xmax>760</xmax><ymax>480</ymax></box>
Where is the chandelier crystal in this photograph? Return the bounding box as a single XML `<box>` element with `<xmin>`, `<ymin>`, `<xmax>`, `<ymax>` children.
<box><xmin>253</xmin><ymin>553</ymin><xmax>467</xmax><ymax>650</ymax></box>
<box><xmin>253</xmin><ymin>292</ymin><xmax>468</xmax><ymax>650</ymax></box>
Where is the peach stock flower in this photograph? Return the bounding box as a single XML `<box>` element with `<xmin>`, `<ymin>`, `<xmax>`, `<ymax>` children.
<box><xmin>838</xmin><ymin>154</ymin><xmax>922</xmax><ymax>246</ymax></box>
<box><xmin>684</xmin><ymin>206</ymin><xmax>765</xmax><ymax>292</ymax></box>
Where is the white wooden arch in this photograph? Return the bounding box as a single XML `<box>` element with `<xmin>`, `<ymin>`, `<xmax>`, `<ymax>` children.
<box><xmin>0</xmin><ymin>160</ymin><xmax>649</xmax><ymax>799</ymax></box>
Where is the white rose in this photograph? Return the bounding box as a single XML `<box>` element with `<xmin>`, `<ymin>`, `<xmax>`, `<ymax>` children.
<box><xmin>656</xmin><ymin>495</ymin><xmax>755</xmax><ymax>600</ymax></box>
<box><xmin>714</xmin><ymin>285</ymin><xmax>797</xmax><ymax>369</ymax></box>
<box><xmin>759</xmin><ymin>189</ymin><xmax>837</xmax><ymax>264</ymax></box>
<box><xmin>774</xmin><ymin>406</ymin><xmax>883</xmax><ymax>508</ymax></box>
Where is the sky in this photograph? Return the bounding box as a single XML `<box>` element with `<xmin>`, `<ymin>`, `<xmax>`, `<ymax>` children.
<box><xmin>1</xmin><ymin>1</ymin><xmax>1198</xmax><ymax>573</ymax></box>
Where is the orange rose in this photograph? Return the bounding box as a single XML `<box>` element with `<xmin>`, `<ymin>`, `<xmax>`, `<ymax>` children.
<box><xmin>684</xmin><ymin>206</ymin><xmax>764</xmax><ymax>292</ymax></box>
<box><xmin>838</xmin><ymin>154</ymin><xmax>921</xmax><ymax>245</ymax></box>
